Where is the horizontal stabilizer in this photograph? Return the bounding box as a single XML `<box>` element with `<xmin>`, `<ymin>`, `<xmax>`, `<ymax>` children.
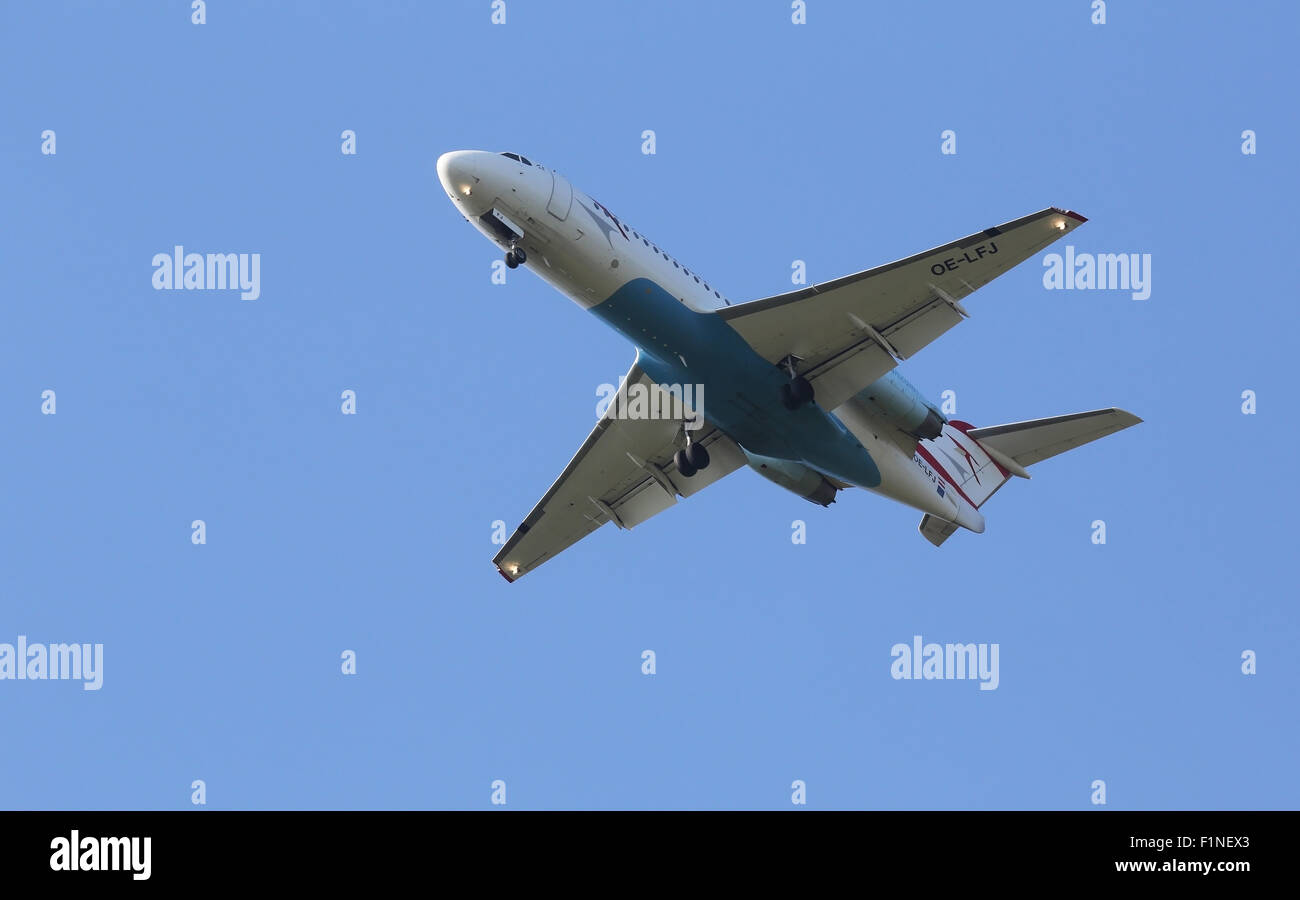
<box><xmin>967</xmin><ymin>408</ymin><xmax>1141</xmax><ymax>468</ymax></box>
<box><xmin>919</xmin><ymin>514</ymin><xmax>959</xmax><ymax>547</ymax></box>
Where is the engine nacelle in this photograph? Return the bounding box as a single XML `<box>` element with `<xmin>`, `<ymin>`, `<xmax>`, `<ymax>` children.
<box><xmin>742</xmin><ymin>449</ymin><xmax>837</xmax><ymax>507</ymax></box>
<box><xmin>855</xmin><ymin>371</ymin><xmax>946</xmax><ymax>439</ymax></box>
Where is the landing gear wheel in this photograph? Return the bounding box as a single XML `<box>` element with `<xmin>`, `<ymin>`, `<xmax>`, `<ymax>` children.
<box><xmin>512</xmin><ymin>246</ymin><xmax>526</xmax><ymax>264</ymax></box>
<box><xmin>673</xmin><ymin>448</ymin><xmax>698</xmax><ymax>478</ymax></box>
<box><xmin>780</xmin><ymin>376</ymin><xmax>815</xmax><ymax>410</ymax></box>
<box><xmin>684</xmin><ymin>442</ymin><xmax>710</xmax><ymax>471</ymax></box>
<box><xmin>505</xmin><ymin>251</ymin><xmax>519</xmax><ymax>269</ymax></box>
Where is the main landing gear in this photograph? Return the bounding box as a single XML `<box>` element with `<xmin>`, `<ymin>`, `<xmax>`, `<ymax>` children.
<box><xmin>505</xmin><ymin>241</ymin><xmax>527</xmax><ymax>269</ymax></box>
<box><xmin>778</xmin><ymin>356</ymin><xmax>815</xmax><ymax>410</ymax></box>
<box><xmin>673</xmin><ymin>437</ymin><xmax>710</xmax><ymax>479</ymax></box>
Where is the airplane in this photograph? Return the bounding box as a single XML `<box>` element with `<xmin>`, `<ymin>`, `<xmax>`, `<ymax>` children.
<box><xmin>436</xmin><ymin>150</ymin><xmax>1141</xmax><ymax>582</ymax></box>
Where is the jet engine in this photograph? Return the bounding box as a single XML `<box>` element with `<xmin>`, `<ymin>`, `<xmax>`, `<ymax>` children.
<box><xmin>855</xmin><ymin>371</ymin><xmax>947</xmax><ymax>439</ymax></box>
<box><xmin>741</xmin><ymin>450</ymin><xmax>838</xmax><ymax>507</ymax></box>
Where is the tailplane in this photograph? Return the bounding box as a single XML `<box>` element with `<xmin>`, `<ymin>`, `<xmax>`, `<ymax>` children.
<box><xmin>917</xmin><ymin>408</ymin><xmax>1141</xmax><ymax>545</ymax></box>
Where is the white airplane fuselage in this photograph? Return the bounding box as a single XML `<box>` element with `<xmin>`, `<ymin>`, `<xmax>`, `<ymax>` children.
<box><xmin>437</xmin><ymin>150</ymin><xmax>990</xmax><ymax>532</ymax></box>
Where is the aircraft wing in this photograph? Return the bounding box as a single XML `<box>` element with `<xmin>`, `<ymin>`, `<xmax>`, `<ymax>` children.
<box><xmin>719</xmin><ymin>207</ymin><xmax>1086</xmax><ymax>412</ymax></box>
<box><xmin>492</xmin><ymin>361</ymin><xmax>746</xmax><ymax>582</ymax></box>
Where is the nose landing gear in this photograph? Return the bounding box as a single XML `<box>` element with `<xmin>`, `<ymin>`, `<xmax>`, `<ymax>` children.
<box><xmin>505</xmin><ymin>242</ymin><xmax>527</xmax><ymax>268</ymax></box>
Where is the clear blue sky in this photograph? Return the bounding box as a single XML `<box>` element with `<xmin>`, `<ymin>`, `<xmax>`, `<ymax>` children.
<box><xmin>2</xmin><ymin>1</ymin><xmax>1296</xmax><ymax>810</ymax></box>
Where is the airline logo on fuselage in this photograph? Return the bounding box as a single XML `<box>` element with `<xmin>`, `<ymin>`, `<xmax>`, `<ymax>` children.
<box><xmin>591</xmin><ymin>199</ymin><xmax>629</xmax><ymax>240</ymax></box>
<box><xmin>577</xmin><ymin>197</ymin><xmax>629</xmax><ymax>248</ymax></box>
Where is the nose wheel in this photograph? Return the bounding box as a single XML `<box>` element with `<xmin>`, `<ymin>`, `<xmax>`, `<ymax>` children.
<box><xmin>505</xmin><ymin>243</ymin><xmax>527</xmax><ymax>268</ymax></box>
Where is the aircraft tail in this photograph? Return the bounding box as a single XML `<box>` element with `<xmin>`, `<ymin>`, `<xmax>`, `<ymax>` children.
<box><xmin>917</xmin><ymin>408</ymin><xmax>1141</xmax><ymax>545</ymax></box>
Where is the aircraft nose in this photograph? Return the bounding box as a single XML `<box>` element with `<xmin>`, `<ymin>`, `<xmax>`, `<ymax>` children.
<box><xmin>437</xmin><ymin>150</ymin><xmax>498</xmax><ymax>216</ymax></box>
<box><xmin>437</xmin><ymin>150</ymin><xmax>477</xmax><ymax>198</ymax></box>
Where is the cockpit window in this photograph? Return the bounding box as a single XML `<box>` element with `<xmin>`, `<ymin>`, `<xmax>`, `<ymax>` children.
<box><xmin>499</xmin><ymin>152</ymin><xmax>535</xmax><ymax>166</ymax></box>
<box><xmin>520</xmin><ymin>156</ymin><xmax>533</xmax><ymax>166</ymax></box>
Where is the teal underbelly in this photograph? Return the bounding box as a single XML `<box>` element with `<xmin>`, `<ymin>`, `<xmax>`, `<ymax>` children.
<box><xmin>589</xmin><ymin>278</ymin><xmax>882</xmax><ymax>488</ymax></box>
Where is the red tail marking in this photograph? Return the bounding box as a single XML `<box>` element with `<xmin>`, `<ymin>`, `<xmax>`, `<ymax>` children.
<box><xmin>947</xmin><ymin>421</ymin><xmax>1010</xmax><ymax>479</ymax></box>
<box><xmin>915</xmin><ymin>444</ymin><xmax>979</xmax><ymax>510</ymax></box>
